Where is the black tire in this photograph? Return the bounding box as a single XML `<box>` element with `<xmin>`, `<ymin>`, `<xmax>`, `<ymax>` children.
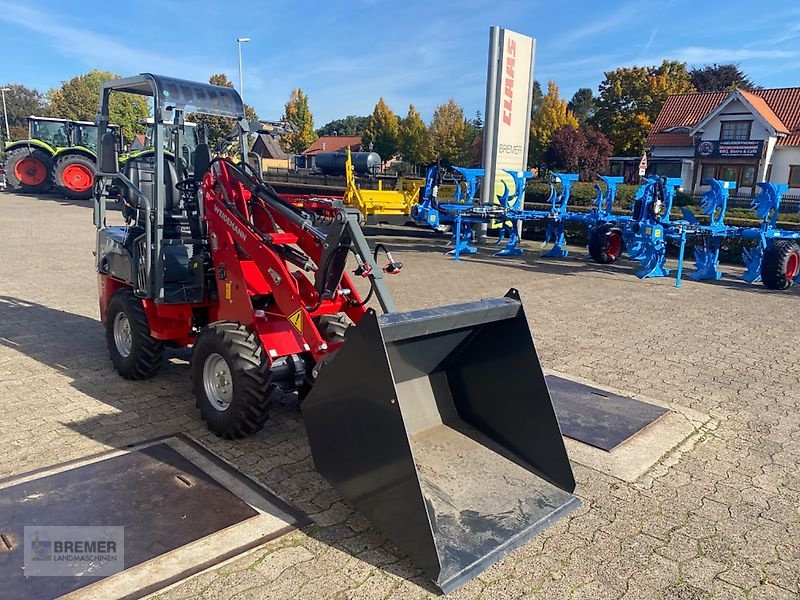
<box><xmin>105</xmin><ymin>289</ymin><xmax>164</xmax><ymax>379</ymax></box>
<box><xmin>5</xmin><ymin>147</ymin><xmax>53</xmax><ymax>193</ymax></box>
<box><xmin>589</xmin><ymin>223</ymin><xmax>624</xmax><ymax>264</ymax></box>
<box><xmin>192</xmin><ymin>322</ymin><xmax>279</xmax><ymax>439</ymax></box>
<box><xmin>761</xmin><ymin>241</ymin><xmax>800</xmax><ymax>290</ymax></box>
<box><xmin>53</xmin><ymin>153</ymin><xmax>95</xmax><ymax>199</ymax></box>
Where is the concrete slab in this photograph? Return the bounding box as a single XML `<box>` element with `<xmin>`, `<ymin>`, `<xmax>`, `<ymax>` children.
<box><xmin>546</xmin><ymin>370</ymin><xmax>715</xmax><ymax>483</ymax></box>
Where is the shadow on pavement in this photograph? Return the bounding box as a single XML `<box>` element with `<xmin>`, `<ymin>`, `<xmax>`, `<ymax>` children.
<box><xmin>0</xmin><ymin>294</ymin><xmax>438</xmax><ymax>593</ymax></box>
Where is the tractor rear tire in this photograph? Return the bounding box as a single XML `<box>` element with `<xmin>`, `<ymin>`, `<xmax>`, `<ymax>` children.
<box><xmin>192</xmin><ymin>322</ymin><xmax>278</xmax><ymax>439</ymax></box>
<box><xmin>589</xmin><ymin>223</ymin><xmax>624</xmax><ymax>264</ymax></box>
<box><xmin>106</xmin><ymin>289</ymin><xmax>164</xmax><ymax>379</ymax></box>
<box><xmin>5</xmin><ymin>147</ymin><xmax>53</xmax><ymax>193</ymax></box>
<box><xmin>54</xmin><ymin>153</ymin><xmax>95</xmax><ymax>199</ymax></box>
<box><xmin>761</xmin><ymin>241</ymin><xmax>800</xmax><ymax>290</ymax></box>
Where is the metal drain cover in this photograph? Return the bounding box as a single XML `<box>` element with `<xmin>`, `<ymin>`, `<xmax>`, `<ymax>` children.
<box><xmin>0</xmin><ymin>434</ymin><xmax>308</xmax><ymax>599</ymax></box>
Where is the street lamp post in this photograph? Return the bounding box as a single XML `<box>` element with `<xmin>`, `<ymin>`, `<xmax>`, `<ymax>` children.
<box><xmin>237</xmin><ymin>37</ymin><xmax>251</xmax><ymax>101</ymax></box>
<box><xmin>0</xmin><ymin>88</ymin><xmax>10</xmax><ymax>141</ymax></box>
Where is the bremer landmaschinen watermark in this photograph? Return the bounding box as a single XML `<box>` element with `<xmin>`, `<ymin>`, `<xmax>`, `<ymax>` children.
<box><xmin>24</xmin><ymin>526</ymin><xmax>124</xmax><ymax>577</ymax></box>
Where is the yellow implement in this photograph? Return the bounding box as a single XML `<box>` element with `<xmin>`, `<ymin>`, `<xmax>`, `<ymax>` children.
<box><xmin>344</xmin><ymin>149</ymin><xmax>422</xmax><ymax>218</ymax></box>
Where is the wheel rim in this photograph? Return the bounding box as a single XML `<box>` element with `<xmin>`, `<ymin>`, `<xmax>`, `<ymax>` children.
<box><xmin>15</xmin><ymin>157</ymin><xmax>47</xmax><ymax>186</ymax></box>
<box><xmin>113</xmin><ymin>312</ymin><xmax>133</xmax><ymax>358</ymax></box>
<box><xmin>203</xmin><ymin>353</ymin><xmax>233</xmax><ymax>411</ymax></box>
<box><xmin>62</xmin><ymin>163</ymin><xmax>93</xmax><ymax>192</ymax></box>
<box><xmin>607</xmin><ymin>232</ymin><xmax>623</xmax><ymax>259</ymax></box>
<box><xmin>786</xmin><ymin>251</ymin><xmax>799</xmax><ymax>281</ymax></box>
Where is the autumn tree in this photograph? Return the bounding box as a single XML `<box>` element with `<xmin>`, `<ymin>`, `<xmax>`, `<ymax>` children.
<box><xmin>190</xmin><ymin>73</ymin><xmax>259</xmax><ymax>149</ymax></box>
<box><xmin>568</xmin><ymin>88</ymin><xmax>595</xmax><ymax>125</ymax></box>
<box><xmin>690</xmin><ymin>64</ymin><xmax>755</xmax><ymax>92</ymax></box>
<box><xmin>0</xmin><ymin>83</ymin><xmax>47</xmax><ymax>140</ymax></box>
<box><xmin>363</xmin><ymin>98</ymin><xmax>399</xmax><ymax>161</ymax></box>
<box><xmin>428</xmin><ymin>99</ymin><xmax>472</xmax><ymax>165</ymax></box>
<box><xmin>47</xmin><ymin>70</ymin><xmax>150</xmax><ymax>140</ymax></box>
<box><xmin>280</xmin><ymin>88</ymin><xmax>316</xmax><ymax>154</ymax></box>
<box><xmin>529</xmin><ymin>81</ymin><xmax>579</xmax><ymax>164</ymax></box>
<box><xmin>545</xmin><ymin>125</ymin><xmax>612</xmax><ymax>181</ymax></box>
<box><xmin>592</xmin><ymin>60</ymin><xmax>695</xmax><ymax>155</ymax></box>
<box><xmin>316</xmin><ymin>115</ymin><xmax>369</xmax><ymax>137</ymax></box>
<box><xmin>398</xmin><ymin>104</ymin><xmax>428</xmax><ymax>166</ymax></box>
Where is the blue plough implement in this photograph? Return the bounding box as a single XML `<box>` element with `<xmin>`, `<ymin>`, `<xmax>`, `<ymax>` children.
<box><xmin>412</xmin><ymin>164</ymin><xmax>800</xmax><ymax>290</ymax></box>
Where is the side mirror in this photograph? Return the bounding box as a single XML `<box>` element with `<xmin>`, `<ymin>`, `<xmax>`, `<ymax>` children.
<box><xmin>99</xmin><ymin>131</ymin><xmax>119</xmax><ymax>173</ymax></box>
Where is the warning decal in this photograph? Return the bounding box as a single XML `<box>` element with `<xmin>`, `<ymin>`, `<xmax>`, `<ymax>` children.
<box><xmin>288</xmin><ymin>309</ymin><xmax>303</xmax><ymax>334</ymax></box>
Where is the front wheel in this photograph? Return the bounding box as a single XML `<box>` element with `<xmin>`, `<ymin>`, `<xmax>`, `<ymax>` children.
<box><xmin>54</xmin><ymin>153</ymin><xmax>95</xmax><ymax>199</ymax></box>
<box><xmin>192</xmin><ymin>322</ymin><xmax>279</xmax><ymax>439</ymax></box>
<box><xmin>761</xmin><ymin>241</ymin><xmax>800</xmax><ymax>290</ymax></box>
<box><xmin>105</xmin><ymin>289</ymin><xmax>164</xmax><ymax>379</ymax></box>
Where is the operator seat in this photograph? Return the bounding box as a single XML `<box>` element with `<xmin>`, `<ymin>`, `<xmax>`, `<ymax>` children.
<box><xmin>122</xmin><ymin>154</ymin><xmax>187</xmax><ymax>239</ymax></box>
<box><xmin>121</xmin><ymin>153</ymin><xmax>193</xmax><ymax>289</ymax></box>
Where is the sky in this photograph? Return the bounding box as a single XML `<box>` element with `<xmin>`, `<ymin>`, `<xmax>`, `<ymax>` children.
<box><xmin>1</xmin><ymin>0</ymin><xmax>799</xmax><ymax>126</ymax></box>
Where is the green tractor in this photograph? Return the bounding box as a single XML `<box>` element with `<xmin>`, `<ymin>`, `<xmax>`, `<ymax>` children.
<box><xmin>4</xmin><ymin>116</ymin><xmax>120</xmax><ymax>199</ymax></box>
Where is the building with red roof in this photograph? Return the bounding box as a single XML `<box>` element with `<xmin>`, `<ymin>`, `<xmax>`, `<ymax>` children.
<box><xmin>647</xmin><ymin>87</ymin><xmax>800</xmax><ymax>193</ymax></box>
<box><xmin>298</xmin><ymin>136</ymin><xmax>362</xmax><ymax>169</ymax></box>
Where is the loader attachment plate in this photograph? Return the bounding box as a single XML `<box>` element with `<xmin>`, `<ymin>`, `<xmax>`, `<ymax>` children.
<box><xmin>303</xmin><ymin>290</ymin><xmax>579</xmax><ymax>593</ymax></box>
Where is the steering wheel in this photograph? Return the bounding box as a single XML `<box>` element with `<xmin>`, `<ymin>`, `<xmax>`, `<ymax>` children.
<box><xmin>175</xmin><ymin>177</ymin><xmax>198</xmax><ymax>192</ymax></box>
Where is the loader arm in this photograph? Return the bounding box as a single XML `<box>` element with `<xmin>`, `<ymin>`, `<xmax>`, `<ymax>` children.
<box><xmin>201</xmin><ymin>158</ymin><xmax>395</xmax><ymax>363</ymax></box>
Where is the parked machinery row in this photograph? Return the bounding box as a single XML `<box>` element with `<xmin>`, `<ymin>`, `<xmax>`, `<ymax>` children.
<box><xmin>3</xmin><ymin>116</ymin><xmax>200</xmax><ymax>199</ymax></box>
<box><xmin>413</xmin><ymin>165</ymin><xmax>800</xmax><ymax>291</ymax></box>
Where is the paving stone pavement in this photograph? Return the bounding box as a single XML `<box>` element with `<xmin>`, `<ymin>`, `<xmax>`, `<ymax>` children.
<box><xmin>0</xmin><ymin>191</ymin><xmax>798</xmax><ymax>599</ymax></box>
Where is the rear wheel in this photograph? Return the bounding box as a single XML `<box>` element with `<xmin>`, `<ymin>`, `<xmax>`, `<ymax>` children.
<box><xmin>192</xmin><ymin>322</ymin><xmax>279</xmax><ymax>439</ymax></box>
<box><xmin>5</xmin><ymin>148</ymin><xmax>53</xmax><ymax>193</ymax></box>
<box><xmin>761</xmin><ymin>241</ymin><xmax>800</xmax><ymax>290</ymax></box>
<box><xmin>105</xmin><ymin>289</ymin><xmax>164</xmax><ymax>379</ymax></box>
<box><xmin>588</xmin><ymin>223</ymin><xmax>624</xmax><ymax>264</ymax></box>
<box><xmin>54</xmin><ymin>153</ymin><xmax>95</xmax><ymax>199</ymax></box>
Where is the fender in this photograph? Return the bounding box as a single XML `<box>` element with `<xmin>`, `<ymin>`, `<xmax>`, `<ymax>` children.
<box><xmin>4</xmin><ymin>139</ymin><xmax>56</xmax><ymax>157</ymax></box>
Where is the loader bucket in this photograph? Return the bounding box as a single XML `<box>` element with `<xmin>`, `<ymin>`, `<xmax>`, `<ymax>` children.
<box><xmin>302</xmin><ymin>289</ymin><xmax>579</xmax><ymax>594</ymax></box>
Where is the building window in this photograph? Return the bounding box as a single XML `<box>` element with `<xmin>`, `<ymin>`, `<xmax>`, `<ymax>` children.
<box><xmin>701</xmin><ymin>164</ymin><xmax>716</xmax><ymax>183</ymax></box>
<box><xmin>742</xmin><ymin>166</ymin><xmax>756</xmax><ymax>188</ymax></box>
<box><xmin>790</xmin><ymin>165</ymin><xmax>800</xmax><ymax>188</ymax></box>
<box><xmin>652</xmin><ymin>162</ymin><xmax>681</xmax><ymax>178</ymax></box>
<box><xmin>766</xmin><ymin>164</ymin><xmax>773</xmax><ymax>181</ymax></box>
<box><xmin>720</xmin><ymin>120</ymin><xmax>752</xmax><ymax>141</ymax></box>
<box><xmin>719</xmin><ymin>166</ymin><xmax>739</xmax><ymax>184</ymax></box>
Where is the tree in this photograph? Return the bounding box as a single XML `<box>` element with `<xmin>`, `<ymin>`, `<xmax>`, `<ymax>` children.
<box><xmin>544</xmin><ymin>125</ymin><xmax>612</xmax><ymax>181</ymax></box>
<box><xmin>47</xmin><ymin>70</ymin><xmax>150</xmax><ymax>141</ymax></box>
<box><xmin>0</xmin><ymin>84</ymin><xmax>46</xmax><ymax>140</ymax></box>
<box><xmin>471</xmin><ymin>110</ymin><xmax>484</xmax><ymax>131</ymax></box>
<box><xmin>579</xmin><ymin>127</ymin><xmax>613</xmax><ymax>179</ymax></box>
<box><xmin>363</xmin><ymin>98</ymin><xmax>399</xmax><ymax>161</ymax></box>
<box><xmin>189</xmin><ymin>73</ymin><xmax>258</xmax><ymax>150</ymax></box>
<box><xmin>398</xmin><ymin>104</ymin><xmax>428</xmax><ymax>166</ymax></box>
<box><xmin>531</xmin><ymin>80</ymin><xmax>544</xmax><ymax>117</ymax></box>
<box><xmin>690</xmin><ymin>64</ymin><xmax>755</xmax><ymax>92</ymax></box>
<box><xmin>428</xmin><ymin>99</ymin><xmax>472</xmax><ymax>165</ymax></box>
<box><xmin>568</xmin><ymin>88</ymin><xmax>595</xmax><ymax>125</ymax></box>
<box><xmin>529</xmin><ymin>81</ymin><xmax>579</xmax><ymax>164</ymax></box>
<box><xmin>280</xmin><ymin>88</ymin><xmax>316</xmax><ymax>154</ymax></box>
<box><xmin>592</xmin><ymin>60</ymin><xmax>695</xmax><ymax>155</ymax></box>
<box><xmin>316</xmin><ymin>115</ymin><xmax>369</xmax><ymax>137</ymax></box>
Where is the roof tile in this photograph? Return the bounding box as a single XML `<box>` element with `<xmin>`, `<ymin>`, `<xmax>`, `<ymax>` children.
<box><xmin>302</xmin><ymin>136</ymin><xmax>362</xmax><ymax>156</ymax></box>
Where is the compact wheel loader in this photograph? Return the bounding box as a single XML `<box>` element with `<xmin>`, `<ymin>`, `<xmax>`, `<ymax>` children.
<box><xmin>93</xmin><ymin>74</ymin><xmax>579</xmax><ymax>593</ymax></box>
